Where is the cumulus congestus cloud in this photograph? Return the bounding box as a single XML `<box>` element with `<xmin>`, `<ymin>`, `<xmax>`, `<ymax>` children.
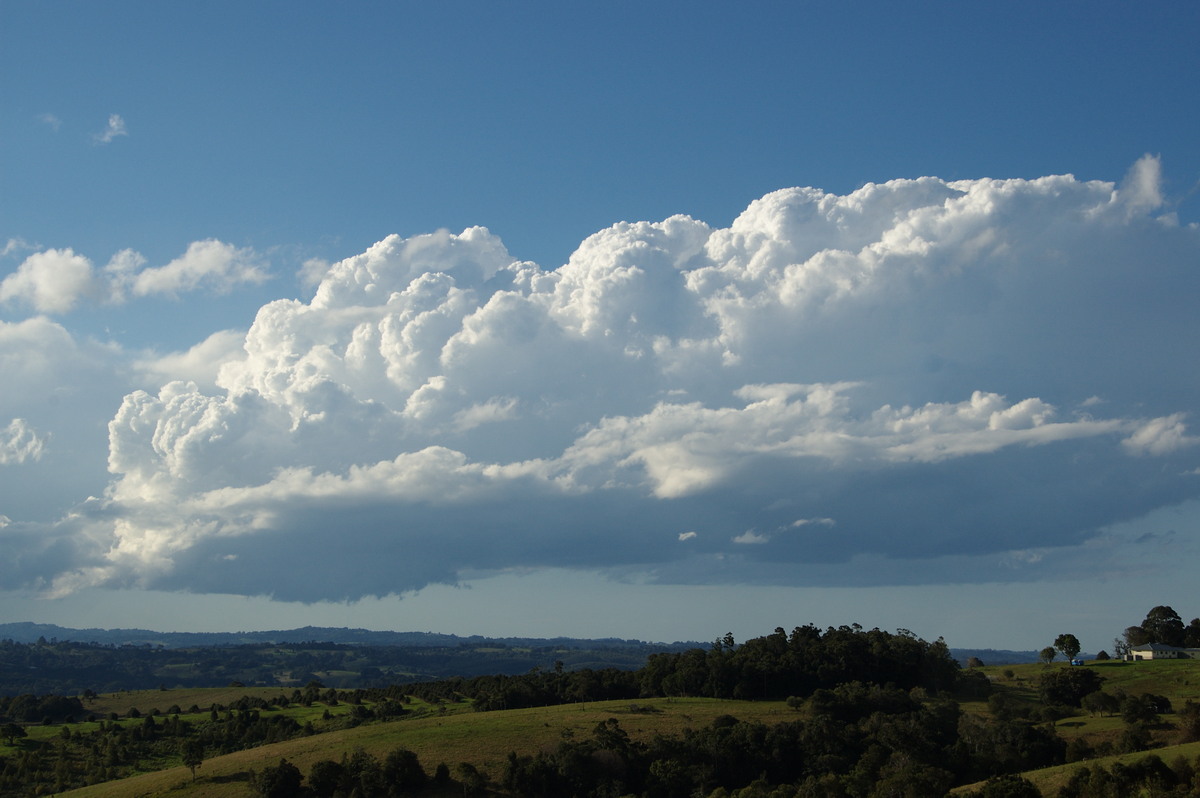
<box><xmin>12</xmin><ymin>158</ymin><xmax>1200</xmax><ymax>600</ymax></box>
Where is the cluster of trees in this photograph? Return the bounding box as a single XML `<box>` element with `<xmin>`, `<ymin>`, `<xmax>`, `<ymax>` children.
<box><xmin>252</xmin><ymin>747</ymin><xmax>446</xmax><ymax>798</ymax></box>
<box><xmin>1117</xmin><ymin>605</ymin><xmax>1200</xmax><ymax>653</ymax></box>
<box><xmin>500</xmin><ymin>688</ymin><xmax>1058</xmax><ymax>798</ymax></box>
<box><xmin>404</xmin><ymin>626</ymin><xmax>962</xmax><ymax>713</ymax></box>
<box><xmin>0</xmin><ymin>693</ymin><xmax>84</xmax><ymax>724</ymax></box>
<box><xmin>1038</xmin><ymin>633</ymin><xmax>1082</xmax><ymax>665</ymax></box>
<box><xmin>0</xmin><ymin>698</ymin><xmax>332</xmax><ymax>795</ymax></box>
<box><xmin>1058</xmin><ymin>752</ymin><xmax>1200</xmax><ymax>797</ymax></box>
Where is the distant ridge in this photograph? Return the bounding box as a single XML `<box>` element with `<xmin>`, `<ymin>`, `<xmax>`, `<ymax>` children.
<box><xmin>0</xmin><ymin>621</ymin><xmax>692</xmax><ymax>650</ymax></box>
<box><xmin>0</xmin><ymin>622</ymin><xmax>1042</xmax><ymax>665</ymax></box>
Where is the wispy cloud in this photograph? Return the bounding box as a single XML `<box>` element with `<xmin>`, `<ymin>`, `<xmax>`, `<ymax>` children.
<box><xmin>0</xmin><ymin>419</ymin><xmax>46</xmax><ymax>465</ymax></box>
<box><xmin>38</xmin><ymin>113</ymin><xmax>61</xmax><ymax>132</ymax></box>
<box><xmin>1</xmin><ymin>238</ymin><xmax>36</xmax><ymax>258</ymax></box>
<box><xmin>93</xmin><ymin>113</ymin><xmax>127</xmax><ymax>144</ymax></box>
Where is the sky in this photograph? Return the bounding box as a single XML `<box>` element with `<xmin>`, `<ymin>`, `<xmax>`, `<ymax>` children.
<box><xmin>2</xmin><ymin>2</ymin><xmax>1199</xmax><ymax>655</ymax></box>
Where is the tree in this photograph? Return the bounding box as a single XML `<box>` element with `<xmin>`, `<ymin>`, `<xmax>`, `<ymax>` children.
<box><xmin>382</xmin><ymin>747</ymin><xmax>427</xmax><ymax>794</ymax></box>
<box><xmin>1</xmin><ymin>722</ymin><xmax>26</xmax><ymax>746</ymax></box>
<box><xmin>1081</xmin><ymin>690</ymin><xmax>1119</xmax><ymax>717</ymax></box>
<box><xmin>253</xmin><ymin>758</ymin><xmax>303</xmax><ymax>798</ymax></box>
<box><xmin>1039</xmin><ymin>646</ymin><xmax>1057</xmax><ymax>665</ymax></box>
<box><xmin>1054</xmin><ymin>634</ymin><xmax>1081</xmax><ymax>662</ymax></box>
<box><xmin>1186</xmin><ymin>618</ymin><xmax>1200</xmax><ymax>648</ymax></box>
<box><xmin>456</xmin><ymin>762</ymin><xmax>490</xmax><ymax>797</ymax></box>
<box><xmin>1122</xmin><ymin>625</ymin><xmax>1148</xmax><ymax>650</ymax></box>
<box><xmin>307</xmin><ymin>760</ymin><xmax>346</xmax><ymax>798</ymax></box>
<box><xmin>1141</xmin><ymin>606</ymin><xmax>1185</xmax><ymax>647</ymax></box>
<box><xmin>1038</xmin><ymin>668</ymin><xmax>1104</xmax><ymax>707</ymax></box>
<box><xmin>1121</xmin><ymin>694</ymin><xmax>1160</xmax><ymax>725</ymax></box>
<box><xmin>180</xmin><ymin>739</ymin><xmax>204</xmax><ymax>782</ymax></box>
<box><xmin>971</xmin><ymin>773</ymin><xmax>1042</xmax><ymax>798</ymax></box>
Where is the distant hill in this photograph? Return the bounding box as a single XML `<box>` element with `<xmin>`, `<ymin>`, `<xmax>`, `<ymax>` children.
<box><xmin>951</xmin><ymin>648</ymin><xmax>1044</xmax><ymax>666</ymax></box>
<box><xmin>0</xmin><ymin>621</ymin><xmax>689</xmax><ymax>650</ymax></box>
<box><xmin>0</xmin><ymin>622</ymin><xmax>1048</xmax><ymax>666</ymax></box>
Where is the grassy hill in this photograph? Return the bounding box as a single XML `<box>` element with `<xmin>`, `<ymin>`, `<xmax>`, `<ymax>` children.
<box><xmin>53</xmin><ymin>696</ymin><xmax>791</xmax><ymax>797</ymax></box>
<box><xmin>9</xmin><ymin>651</ymin><xmax>1200</xmax><ymax>796</ymax></box>
<box><xmin>950</xmin><ymin>657</ymin><xmax>1200</xmax><ymax>794</ymax></box>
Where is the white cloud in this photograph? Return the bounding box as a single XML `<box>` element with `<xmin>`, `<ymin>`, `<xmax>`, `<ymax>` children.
<box><xmin>0</xmin><ymin>241</ymin><xmax>269</xmax><ymax>314</ymax></box>
<box><xmin>1122</xmin><ymin>414</ymin><xmax>1200</xmax><ymax>456</ymax></box>
<box><xmin>38</xmin><ymin>113</ymin><xmax>61</xmax><ymax>132</ymax></box>
<box><xmin>1117</xmin><ymin>153</ymin><xmax>1165</xmax><ymax>218</ymax></box>
<box><xmin>733</xmin><ymin>530</ymin><xmax>769</xmax><ymax>545</ymax></box>
<box><xmin>129</xmin><ymin>239</ymin><xmax>269</xmax><ymax>298</ymax></box>
<box><xmin>93</xmin><ymin>113</ymin><xmax>127</xmax><ymax>144</ymax></box>
<box><xmin>4</xmin><ymin>160</ymin><xmax>1200</xmax><ymax>600</ymax></box>
<box><xmin>0</xmin><ymin>249</ymin><xmax>98</xmax><ymax>313</ymax></box>
<box><xmin>0</xmin><ymin>317</ymin><xmax>131</xmax><ymax>521</ymax></box>
<box><xmin>134</xmin><ymin>330</ymin><xmax>249</xmax><ymax>393</ymax></box>
<box><xmin>2</xmin><ymin>238</ymin><xmax>36</xmax><ymax>258</ymax></box>
<box><xmin>0</xmin><ymin>419</ymin><xmax>46</xmax><ymax>465</ymax></box>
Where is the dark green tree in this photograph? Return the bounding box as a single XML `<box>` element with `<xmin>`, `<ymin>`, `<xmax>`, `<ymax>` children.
<box><xmin>382</xmin><ymin>747</ymin><xmax>427</xmax><ymax>794</ymax></box>
<box><xmin>307</xmin><ymin>759</ymin><xmax>345</xmax><ymax>797</ymax></box>
<box><xmin>1039</xmin><ymin>646</ymin><xmax>1056</xmax><ymax>665</ymax></box>
<box><xmin>1186</xmin><ymin>618</ymin><xmax>1200</xmax><ymax>648</ymax></box>
<box><xmin>970</xmin><ymin>773</ymin><xmax>1043</xmax><ymax>797</ymax></box>
<box><xmin>1038</xmin><ymin>667</ymin><xmax>1104</xmax><ymax>707</ymax></box>
<box><xmin>1054</xmin><ymin>634</ymin><xmax>1081</xmax><ymax>661</ymax></box>
<box><xmin>1121</xmin><ymin>694</ymin><xmax>1161</xmax><ymax>725</ymax></box>
<box><xmin>1</xmin><ymin>722</ymin><xmax>26</xmax><ymax>745</ymax></box>
<box><xmin>1082</xmin><ymin>690</ymin><xmax>1119</xmax><ymax>717</ymax></box>
<box><xmin>253</xmin><ymin>758</ymin><xmax>303</xmax><ymax>798</ymax></box>
<box><xmin>180</xmin><ymin>739</ymin><xmax>204</xmax><ymax>782</ymax></box>
<box><xmin>1140</xmin><ymin>606</ymin><xmax>1185</xmax><ymax>647</ymax></box>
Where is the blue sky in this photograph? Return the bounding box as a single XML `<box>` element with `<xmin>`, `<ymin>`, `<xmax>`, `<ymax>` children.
<box><xmin>2</xmin><ymin>2</ymin><xmax>1199</xmax><ymax>653</ymax></box>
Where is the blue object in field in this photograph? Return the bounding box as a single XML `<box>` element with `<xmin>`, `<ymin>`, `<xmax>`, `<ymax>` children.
<box><xmin>1070</xmin><ymin>659</ymin><xmax>1084</xmax><ymax>666</ymax></box>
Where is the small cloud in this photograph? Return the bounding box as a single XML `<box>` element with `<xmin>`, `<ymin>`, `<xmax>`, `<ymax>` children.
<box><xmin>1117</xmin><ymin>153</ymin><xmax>1164</xmax><ymax>217</ymax></box>
<box><xmin>732</xmin><ymin>530</ymin><xmax>769</xmax><ymax>545</ymax></box>
<box><xmin>0</xmin><ymin>248</ymin><xmax>98</xmax><ymax>313</ymax></box>
<box><xmin>1080</xmin><ymin>396</ymin><xmax>1104</xmax><ymax>408</ymax></box>
<box><xmin>1000</xmin><ymin>549</ymin><xmax>1045</xmax><ymax>567</ymax></box>
<box><xmin>791</xmin><ymin>517</ymin><xmax>836</xmax><ymax>529</ymax></box>
<box><xmin>453</xmin><ymin>397</ymin><xmax>519</xmax><ymax>432</ymax></box>
<box><xmin>0</xmin><ymin>419</ymin><xmax>47</xmax><ymax>465</ymax></box>
<box><xmin>38</xmin><ymin>113</ymin><xmax>61</xmax><ymax>132</ymax></box>
<box><xmin>93</xmin><ymin>113</ymin><xmax>128</xmax><ymax>145</ymax></box>
<box><xmin>1122</xmin><ymin>414</ymin><xmax>1199</xmax><ymax>456</ymax></box>
<box><xmin>678</xmin><ymin>531</ymin><xmax>697</xmax><ymax>542</ymax></box>
<box><xmin>1</xmin><ymin>238</ymin><xmax>36</xmax><ymax>258</ymax></box>
<box><xmin>130</xmin><ymin>240</ymin><xmax>269</xmax><ymax>298</ymax></box>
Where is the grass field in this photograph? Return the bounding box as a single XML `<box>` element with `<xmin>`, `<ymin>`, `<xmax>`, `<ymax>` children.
<box><xmin>947</xmin><ymin>658</ymin><xmax>1200</xmax><ymax>794</ymax></box>
<box><xmin>23</xmin><ymin>657</ymin><xmax>1200</xmax><ymax>796</ymax></box>
<box><xmin>54</xmin><ymin>696</ymin><xmax>791</xmax><ymax>798</ymax></box>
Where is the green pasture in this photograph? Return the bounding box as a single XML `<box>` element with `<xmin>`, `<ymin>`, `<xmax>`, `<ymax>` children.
<box><xmin>55</xmin><ymin>696</ymin><xmax>789</xmax><ymax>798</ymax></box>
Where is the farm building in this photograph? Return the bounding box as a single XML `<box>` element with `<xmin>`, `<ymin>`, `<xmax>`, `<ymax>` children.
<box><xmin>1126</xmin><ymin>643</ymin><xmax>1200</xmax><ymax>661</ymax></box>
